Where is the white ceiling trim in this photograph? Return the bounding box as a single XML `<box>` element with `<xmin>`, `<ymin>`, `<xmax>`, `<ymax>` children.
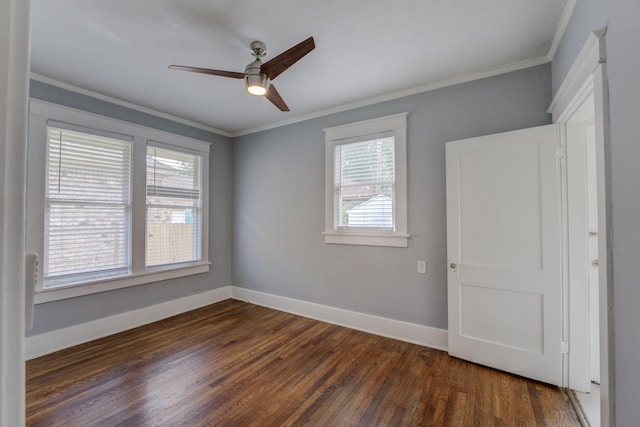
<box><xmin>547</xmin><ymin>0</ymin><xmax>577</xmax><ymax>60</ymax></box>
<box><xmin>31</xmin><ymin>54</ymin><xmax>551</xmax><ymax>139</ymax></box>
<box><xmin>233</xmin><ymin>55</ymin><xmax>550</xmax><ymax>138</ymax></box>
<box><xmin>29</xmin><ymin>73</ymin><xmax>232</xmax><ymax>138</ymax></box>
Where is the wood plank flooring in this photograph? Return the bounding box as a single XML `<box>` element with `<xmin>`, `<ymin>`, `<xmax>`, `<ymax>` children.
<box><xmin>26</xmin><ymin>299</ymin><xmax>580</xmax><ymax>426</ymax></box>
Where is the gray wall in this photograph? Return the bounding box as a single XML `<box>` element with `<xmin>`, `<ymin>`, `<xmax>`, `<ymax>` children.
<box><xmin>554</xmin><ymin>1</ymin><xmax>640</xmax><ymax>424</ymax></box>
<box><xmin>233</xmin><ymin>64</ymin><xmax>552</xmax><ymax>330</ymax></box>
<box><xmin>27</xmin><ymin>81</ymin><xmax>234</xmax><ymax>335</ymax></box>
<box><xmin>606</xmin><ymin>7</ymin><xmax>640</xmax><ymax>422</ymax></box>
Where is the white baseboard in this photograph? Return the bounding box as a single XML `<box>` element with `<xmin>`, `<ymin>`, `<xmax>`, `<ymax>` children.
<box><xmin>231</xmin><ymin>287</ymin><xmax>448</xmax><ymax>352</ymax></box>
<box><xmin>26</xmin><ymin>285</ymin><xmax>449</xmax><ymax>359</ymax></box>
<box><xmin>25</xmin><ymin>286</ymin><xmax>232</xmax><ymax>360</ymax></box>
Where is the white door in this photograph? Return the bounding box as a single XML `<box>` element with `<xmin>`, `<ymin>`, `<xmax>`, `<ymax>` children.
<box><xmin>446</xmin><ymin>124</ymin><xmax>563</xmax><ymax>386</ymax></box>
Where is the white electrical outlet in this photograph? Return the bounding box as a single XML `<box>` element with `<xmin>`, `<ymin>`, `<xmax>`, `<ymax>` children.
<box><xmin>417</xmin><ymin>260</ymin><xmax>427</xmax><ymax>274</ymax></box>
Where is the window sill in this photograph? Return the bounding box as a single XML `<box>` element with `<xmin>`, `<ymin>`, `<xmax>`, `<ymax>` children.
<box><xmin>323</xmin><ymin>232</ymin><xmax>409</xmax><ymax>247</ymax></box>
<box><xmin>34</xmin><ymin>262</ymin><xmax>211</xmax><ymax>304</ymax></box>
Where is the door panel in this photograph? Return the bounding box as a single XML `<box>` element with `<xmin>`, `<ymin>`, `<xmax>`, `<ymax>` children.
<box><xmin>459</xmin><ymin>142</ymin><xmax>543</xmax><ymax>270</ymax></box>
<box><xmin>446</xmin><ymin>124</ymin><xmax>562</xmax><ymax>386</ymax></box>
<box><xmin>460</xmin><ymin>284</ymin><xmax>543</xmax><ymax>354</ymax></box>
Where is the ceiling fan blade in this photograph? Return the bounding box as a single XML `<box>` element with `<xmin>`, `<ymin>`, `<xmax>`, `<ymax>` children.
<box><xmin>264</xmin><ymin>84</ymin><xmax>290</xmax><ymax>111</ymax></box>
<box><xmin>169</xmin><ymin>65</ymin><xmax>245</xmax><ymax>79</ymax></box>
<box><xmin>260</xmin><ymin>37</ymin><xmax>315</xmax><ymax>80</ymax></box>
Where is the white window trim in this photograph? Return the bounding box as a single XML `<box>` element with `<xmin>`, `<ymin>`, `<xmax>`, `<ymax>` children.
<box><xmin>145</xmin><ymin>141</ymin><xmax>205</xmax><ymax>268</ymax></box>
<box><xmin>27</xmin><ymin>99</ymin><xmax>211</xmax><ymax>304</ymax></box>
<box><xmin>323</xmin><ymin>112</ymin><xmax>409</xmax><ymax>247</ymax></box>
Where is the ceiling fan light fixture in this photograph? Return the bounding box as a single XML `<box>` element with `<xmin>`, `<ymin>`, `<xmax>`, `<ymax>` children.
<box><xmin>245</xmin><ymin>73</ymin><xmax>269</xmax><ymax>96</ymax></box>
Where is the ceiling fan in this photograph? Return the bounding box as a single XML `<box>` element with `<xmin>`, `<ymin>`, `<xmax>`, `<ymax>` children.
<box><xmin>169</xmin><ymin>37</ymin><xmax>315</xmax><ymax>112</ymax></box>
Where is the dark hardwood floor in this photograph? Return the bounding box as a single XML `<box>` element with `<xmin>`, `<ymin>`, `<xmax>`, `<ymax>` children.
<box><xmin>26</xmin><ymin>299</ymin><xmax>580</xmax><ymax>426</ymax></box>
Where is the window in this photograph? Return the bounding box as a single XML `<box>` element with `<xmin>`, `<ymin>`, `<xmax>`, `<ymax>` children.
<box><xmin>324</xmin><ymin>113</ymin><xmax>409</xmax><ymax>247</ymax></box>
<box><xmin>27</xmin><ymin>100</ymin><xmax>210</xmax><ymax>302</ymax></box>
<box><xmin>334</xmin><ymin>136</ymin><xmax>395</xmax><ymax>231</ymax></box>
<box><xmin>44</xmin><ymin>125</ymin><xmax>132</xmax><ymax>286</ymax></box>
<box><xmin>146</xmin><ymin>145</ymin><xmax>202</xmax><ymax>267</ymax></box>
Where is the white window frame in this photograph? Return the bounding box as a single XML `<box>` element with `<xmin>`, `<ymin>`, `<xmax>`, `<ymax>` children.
<box><xmin>324</xmin><ymin>112</ymin><xmax>409</xmax><ymax>247</ymax></box>
<box><xmin>26</xmin><ymin>99</ymin><xmax>210</xmax><ymax>303</ymax></box>
<box><xmin>43</xmin><ymin>122</ymin><xmax>134</xmax><ymax>287</ymax></box>
<box><xmin>145</xmin><ymin>141</ymin><xmax>204</xmax><ymax>269</ymax></box>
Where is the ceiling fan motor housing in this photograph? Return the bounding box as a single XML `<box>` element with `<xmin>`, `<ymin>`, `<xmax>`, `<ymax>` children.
<box><xmin>245</xmin><ymin>59</ymin><xmax>269</xmax><ymax>95</ymax></box>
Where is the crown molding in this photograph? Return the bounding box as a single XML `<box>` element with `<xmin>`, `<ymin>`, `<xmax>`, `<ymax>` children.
<box><xmin>232</xmin><ymin>56</ymin><xmax>550</xmax><ymax>137</ymax></box>
<box><xmin>547</xmin><ymin>0</ymin><xmax>577</xmax><ymax>61</ymax></box>
<box><xmin>31</xmin><ymin>54</ymin><xmax>551</xmax><ymax>140</ymax></box>
<box><xmin>30</xmin><ymin>73</ymin><xmax>233</xmax><ymax>138</ymax></box>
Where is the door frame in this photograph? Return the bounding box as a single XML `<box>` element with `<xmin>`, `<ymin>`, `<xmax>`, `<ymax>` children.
<box><xmin>548</xmin><ymin>29</ymin><xmax>614</xmax><ymax>427</ymax></box>
<box><xmin>563</xmin><ymin>93</ymin><xmax>596</xmax><ymax>393</ymax></box>
<box><xmin>0</xmin><ymin>0</ymin><xmax>31</xmax><ymax>425</ymax></box>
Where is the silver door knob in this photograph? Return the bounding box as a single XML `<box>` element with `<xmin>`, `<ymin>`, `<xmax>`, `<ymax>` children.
<box><xmin>450</xmin><ymin>262</ymin><xmax>457</xmax><ymax>269</ymax></box>
<box><xmin>592</xmin><ymin>259</ymin><xmax>599</xmax><ymax>267</ymax></box>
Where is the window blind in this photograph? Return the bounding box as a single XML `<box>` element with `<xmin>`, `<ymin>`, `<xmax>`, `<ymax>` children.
<box><xmin>146</xmin><ymin>146</ymin><xmax>202</xmax><ymax>267</ymax></box>
<box><xmin>334</xmin><ymin>136</ymin><xmax>395</xmax><ymax>231</ymax></box>
<box><xmin>44</xmin><ymin>126</ymin><xmax>132</xmax><ymax>285</ymax></box>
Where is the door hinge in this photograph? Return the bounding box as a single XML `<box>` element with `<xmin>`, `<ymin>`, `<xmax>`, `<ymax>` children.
<box><xmin>561</xmin><ymin>341</ymin><xmax>569</xmax><ymax>354</ymax></box>
<box><xmin>556</xmin><ymin>145</ymin><xmax>566</xmax><ymax>159</ymax></box>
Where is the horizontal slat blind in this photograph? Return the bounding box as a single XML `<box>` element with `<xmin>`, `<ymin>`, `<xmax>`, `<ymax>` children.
<box><xmin>45</xmin><ymin>126</ymin><xmax>132</xmax><ymax>284</ymax></box>
<box><xmin>146</xmin><ymin>146</ymin><xmax>202</xmax><ymax>267</ymax></box>
<box><xmin>334</xmin><ymin>136</ymin><xmax>395</xmax><ymax>230</ymax></box>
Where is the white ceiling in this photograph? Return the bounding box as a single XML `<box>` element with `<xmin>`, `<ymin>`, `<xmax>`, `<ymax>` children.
<box><xmin>30</xmin><ymin>0</ymin><xmax>570</xmax><ymax>136</ymax></box>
